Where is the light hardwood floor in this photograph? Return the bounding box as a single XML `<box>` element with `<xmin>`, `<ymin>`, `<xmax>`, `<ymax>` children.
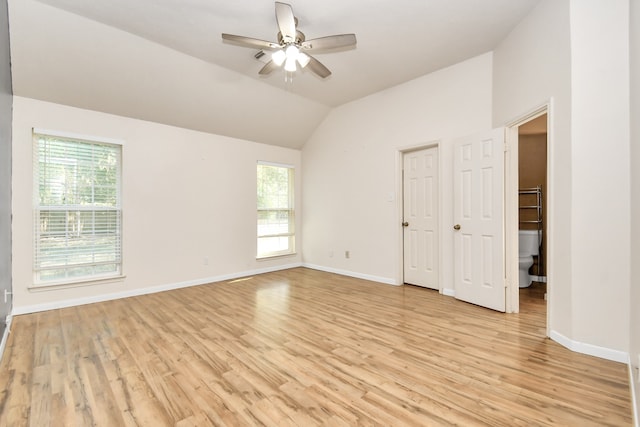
<box><xmin>0</xmin><ymin>268</ymin><xmax>632</xmax><ymax>426</ymax></box>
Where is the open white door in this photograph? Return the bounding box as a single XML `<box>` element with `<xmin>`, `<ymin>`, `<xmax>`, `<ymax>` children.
<box><xmin>453</xmin><ymin>129</ymin><xmax>505</xmax><ymax>312</ymax></box>
<box><xmin>403</xmin><ymin>147</ymin><xmax>438</xmax><ymax>289</ymax></box>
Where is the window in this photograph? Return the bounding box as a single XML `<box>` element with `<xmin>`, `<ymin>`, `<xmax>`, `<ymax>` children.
<box><xmin>257</xmin><ymin>162</ymin><xmax>295</xmax><ymax>258</ymax></box>
<box><xmin>33</xmin><ymin>130</ymin><xmax>122</xmax><ymax>284</ymax></box>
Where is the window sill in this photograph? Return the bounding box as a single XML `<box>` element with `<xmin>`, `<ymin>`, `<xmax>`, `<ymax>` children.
<box><xmin>29</xmin><ymin>274</ymin><xmax>126</xmax><ymax>292</ymax></box>
<box><xmin>256</xmin><ymin>252</ymin><xmax>297</xmax><ymax>261</ymax></box>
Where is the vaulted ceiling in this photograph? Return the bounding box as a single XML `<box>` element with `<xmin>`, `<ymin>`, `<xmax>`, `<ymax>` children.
<box><xmin>8</xmin><ymin>0</ymin><xmax>540</xmax><ymax>148</ymax></box>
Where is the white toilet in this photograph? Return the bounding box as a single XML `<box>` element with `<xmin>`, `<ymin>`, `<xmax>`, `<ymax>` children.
<box><xmin>519</xmin><ymin>230</ymin><xmax>540</xmax><ymax>288</ymax></box>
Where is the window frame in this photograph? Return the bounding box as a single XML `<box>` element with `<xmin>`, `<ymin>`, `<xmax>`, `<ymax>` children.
<box><xmin>256</xmin><ymin>161</ymin><xmax>295</xmax><ymax>259</ymax></box>
<box><xmin>32</xmin><ymin>128</ymin><xmax>124</xmax><ymax>287</ymax></box>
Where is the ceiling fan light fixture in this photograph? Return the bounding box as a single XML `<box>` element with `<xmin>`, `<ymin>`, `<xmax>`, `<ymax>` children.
<box><xmin>284</xmin><ymin>55</ymin><xmax>297</xmax><ymax>72</ymax></box>
<box><xmin>222</xmin><ymin>2</ymin><xmax>356</xmax><ymax>79</ymax></box>
<box><xmin>297</xmin><ymin>52</ymin><xmax>310</xmax><ymax>68</ymax></box>
<box><xmin>271</xmin><ymin>49</ymin><xmax>286</xmax><ymax>66</ymax></box>
<box><xmin>285</xmin><ymin>45</ymin><xmax>299</xmax><ymax>59</ymax></box>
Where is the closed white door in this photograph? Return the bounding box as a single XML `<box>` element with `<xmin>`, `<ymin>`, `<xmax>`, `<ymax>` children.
<box><xmin>403</xmin><ymin>147</ymin><xmax>438</xmax><ymax>289</ymax></box>
<box><xmin>453</xmin><ymin>129</ymin><xmax>505</xmax><ymax>311</ymax></box>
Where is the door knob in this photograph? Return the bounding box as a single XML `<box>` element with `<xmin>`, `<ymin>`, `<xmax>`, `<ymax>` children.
<box><xmin>402</xmin><ymin>222</ymin><xmax>409</xmax><ymax>227</ymax></box>
<box><xmin>453</xmin><ymin>224</ymin><xmax>461</xmax><ymax>230</ymax></box>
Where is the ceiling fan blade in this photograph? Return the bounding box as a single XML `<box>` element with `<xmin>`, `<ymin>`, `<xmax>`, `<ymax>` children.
<box><xmin>275</xmin><ymin>2</ymin><xmax>296</xmax><ymax>42</ymax></box>
<box><xmin>222</xmin><ymin>33</ymin><xmax>279</xmax><ymax>50</ymax></box>
<box><xmin>259</xmin><ymin>60</ymin><xmax>280</xmax><ymax>75</ymax></box>
<box><xmin>301</xmin><ymin>34</ymin><xmax>357</xmax><ymax>51</ymax></box>
<box><xmin>306</xmin><ymin>55</ymin><xmax>331</xmax><ymax>79</ymax></box>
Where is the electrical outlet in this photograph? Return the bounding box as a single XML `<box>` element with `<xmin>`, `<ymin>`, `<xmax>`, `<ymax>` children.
<box><xmin>345</xmin><ymin>250</ymin><xmax>350</xmax><ymax>259</ymax></box>
<box><xmin>329</xmin><ymin>250</ymin><xmax>334</xmax><ymax>258</ymax></box>
<box><xmin>203</xmin><ymin>257</ymin><xmax>209</xmax><ymax>266</ymax></box>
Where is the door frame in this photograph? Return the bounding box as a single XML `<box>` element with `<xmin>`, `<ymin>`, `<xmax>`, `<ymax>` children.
<box><xmin>395</xmin><ymin>141</ymin><xmax>442</xmax><ymax>291</ymax></box>
<box><xmin>504</xmin><ymin>101</ymin><xmax>552</xmax><ymax>334</ymax></box>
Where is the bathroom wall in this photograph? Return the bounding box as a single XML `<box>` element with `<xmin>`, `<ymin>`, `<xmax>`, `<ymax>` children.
<box><xmin>518</xmin><ymin>134</ymin><xmax>546</xmax><ymax>218</ymax></box>
<box><xmin>518</xmin><ymin>132</ymin><xmax>547</xmax><ymax>230</ymax></box>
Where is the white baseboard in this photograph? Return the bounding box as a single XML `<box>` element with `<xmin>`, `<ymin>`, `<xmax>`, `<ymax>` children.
<box><xmin>302</xmin><ymin>263</ymin><xmax>397</xmax><ymax>286</ymax></box>
<box><xmin>549</xmin><ymin>329</ymin><xmax>628</xmax><ymax>363</ymax></box>
<box><xmin>12</xmin><ymin>263</ymin><xmax>303</xmax><ymax>315</ymax></box>
<box><xmin>629</xmin><ymin>355</ymin><xmax>639</xmax><ymax>427</ymax></box>
<box><xmin>0</xmin><ymin>314</ymin><xmax>13</xmax><ymax>362</ymax></box>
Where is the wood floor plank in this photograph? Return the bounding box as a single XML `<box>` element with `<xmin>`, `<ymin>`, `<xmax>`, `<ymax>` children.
<box><xmin>0</xmin><ymin>315</ymin><xmax>36</xmax><ymax>427</ymax></box>
<box><xmin>0</xmin><ymin>268</ymin><xmax>632</xmax><ymax>426</ymax></box>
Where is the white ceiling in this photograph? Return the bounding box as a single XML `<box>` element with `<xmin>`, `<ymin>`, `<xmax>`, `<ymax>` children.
<box><xmin>9</xmin><ymin>0</ymin><xmax>540</xmax><ymax>148</ymax></box>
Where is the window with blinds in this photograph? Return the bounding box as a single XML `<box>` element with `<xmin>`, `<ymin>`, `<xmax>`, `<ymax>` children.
<box><xmin>257</xmin><ymin>163</ymin><xmax>295</xmax><ymax>258</ymax></box>
<box><xmin>33</xmin><ymin>131</ymin><xmax>122</xmax><ymax>285</ymax></box>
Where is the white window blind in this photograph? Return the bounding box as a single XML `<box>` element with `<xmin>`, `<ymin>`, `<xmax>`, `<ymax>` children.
<box><xmin>257</xmin><ymin>163</ymin><xmax>295</xmax><ymax>258</ymax></box>
<box><xmin>33</xmin><ymin>131</ymin><xmax>122</xmax><ymax>284</ymax></box>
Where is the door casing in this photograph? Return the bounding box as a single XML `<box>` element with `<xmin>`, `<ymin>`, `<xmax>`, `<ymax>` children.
<box><xmin>504</xmin><ymin>102</ymin><xmax>551</xmax><ymax>331</ymax></box>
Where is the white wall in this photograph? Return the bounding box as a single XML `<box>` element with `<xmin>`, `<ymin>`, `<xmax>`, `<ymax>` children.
<box><xmin>11</xmin><ymin>96</ymin><xmax>302</xmax><ymax>313</ymax></box>
<box><xmin>302</xmin><ymin>53</ymin><xmax>493</xmax><ymax>286</ymax></box>
<box><xmin>629</xmin><ymin>0</ymin><xmax>640</xmax><ymax>417</ymax></box>
<box><xmin>569</xmin><ymin>0</ymin><xmax>630</xmax><ymax>355</ymax></box>
<box><xmin>493</xmin><ymin>0</ymin><xmax>573</xmax><ymax>339</ymax></box>
<box><xmin>494</xmin><ymin>0</ymin><xmax>631</xmax><ymax>359</ymax></box>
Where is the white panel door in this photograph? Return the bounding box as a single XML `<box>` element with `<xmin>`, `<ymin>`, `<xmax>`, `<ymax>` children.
<box><xmin>403</xmin><ymin>147</ymin><xmax>438</xmax><ymax>289</ymax></box>
<box><xmin>453</xmin><ymin>129</ymin><xmax>505</xmax><ymax>311</ymax></box>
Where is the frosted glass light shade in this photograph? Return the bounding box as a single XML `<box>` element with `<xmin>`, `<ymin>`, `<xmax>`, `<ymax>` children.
<box><xmin>271</xmin><ymin>50</ymin><xmax>286</xmax><ymax>66</ymax></box>
<box><xmin>285</xmin><ymin>45</ymin><xmax>299</xmax><ymax>59</ymax></box>
<box><xmin>297</xmin><ymin>52</ymin><xmax>310</xmax><ymax>68</ymax></box>
<box><xmin>284</xmin><ymin>56</ymin><xmax>297</xmax><ymax>72</ymax></box>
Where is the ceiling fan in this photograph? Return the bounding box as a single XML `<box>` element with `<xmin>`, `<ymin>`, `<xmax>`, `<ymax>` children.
<box><xmin>222</xmin><ymin>2</ymin><xmax>356</xmax><ymax>79</ymax></box>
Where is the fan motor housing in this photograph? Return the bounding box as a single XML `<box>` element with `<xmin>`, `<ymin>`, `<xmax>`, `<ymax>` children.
<box><xmin>277</xmin><ymin>30</ymin><xmax>305</xmax><ymax>46</ymax></box>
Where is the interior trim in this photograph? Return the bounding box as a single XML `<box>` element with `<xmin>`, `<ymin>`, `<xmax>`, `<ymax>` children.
<box><xmin>0</xmin><ymin>315</ymin><xmax>12</xmax><ymax>363</ymax></box>
<box><xmin>12</xmin><ymin>263</ymin><xmax>303</xmax><ymax>315</ymax></box>
<box><xmin>549</xmin><ymin>329</ymin><xmax>628</xmax><ymax>363</ymax></box>
<box><xmin>303</xmin><ymin>263</ymin><xmax>396</xmax><ymax>286</ymax></box>
<box><xmin>629</xmin><ymin>355</ymin><xmax>639</xmax><ymax>427</ymax></box>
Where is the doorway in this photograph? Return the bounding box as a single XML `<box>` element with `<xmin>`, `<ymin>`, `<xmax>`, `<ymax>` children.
<box><xmin>517</xmin><ymin>114</ymin><xmax>548</xmax><ymax>317</ymax></box>
<box><xmin>505</xmin><ymin>106</ymin><xmax>550</xmax><ymax>324</ymax></box>
<box><xmin>518</xmin><ymin>114</ymin><xmax>547</xmax><ymax>284</ymax></box>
